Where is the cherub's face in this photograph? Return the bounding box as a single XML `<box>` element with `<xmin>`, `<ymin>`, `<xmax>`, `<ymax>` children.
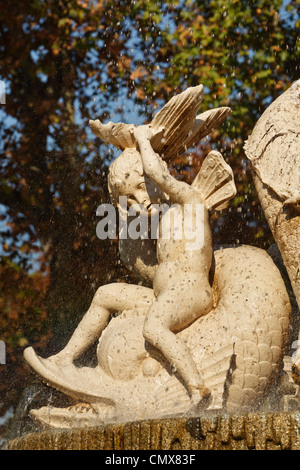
<box><xmin>116</xmin><ymin>170</ymin><xmax>166</xmax><ymax>215</ymax></box>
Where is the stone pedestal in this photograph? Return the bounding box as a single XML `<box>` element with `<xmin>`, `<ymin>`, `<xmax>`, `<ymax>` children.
<box><xmin>6</xmin><ymin>412</ymin><xmax>300</xmax><ymax>450</ymax></box>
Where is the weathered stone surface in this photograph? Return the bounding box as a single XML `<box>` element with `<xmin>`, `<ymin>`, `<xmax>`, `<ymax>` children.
<box><xmin>244</xmin><ymin>79</ymin><xmax>300</xmax><ymax>313</ymax></box>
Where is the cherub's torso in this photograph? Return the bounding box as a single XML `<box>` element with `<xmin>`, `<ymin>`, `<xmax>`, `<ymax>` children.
<box><xmin>154</xmin><ymin>199</ymin><xmax>213</xmax><ymax>295</ymax></box>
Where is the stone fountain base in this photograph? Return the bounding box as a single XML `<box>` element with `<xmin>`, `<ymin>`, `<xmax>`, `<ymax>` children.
<box><xmin>6</xmin><ymin>412</ymin><xmax>300</xmax><ymax>450</ymax></box>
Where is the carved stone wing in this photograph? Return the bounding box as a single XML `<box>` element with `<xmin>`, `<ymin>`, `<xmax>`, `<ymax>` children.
<box><xmin>90</xmin><ymin>85</ymin><xmax>231</xmax><ymax>163</ymax></box>
<box><xmin>192</xmin><ymin>150</ymin><xmax>237</xmax><ymax>211</ymax></box>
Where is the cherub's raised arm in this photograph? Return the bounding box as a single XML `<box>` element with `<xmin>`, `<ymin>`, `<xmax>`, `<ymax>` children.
<box><xmin>134</xmin><ymin>125</ymin><xmax>193</xmax><ymax>204</ymax></box>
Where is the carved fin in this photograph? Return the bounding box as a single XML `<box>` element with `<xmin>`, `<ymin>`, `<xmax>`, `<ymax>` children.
<box><xmin>153</xmin><ymin>107</ymin><xmax>232</xmax><ymax>160</ymax></box>
<box><xmin>151</xmin><ymin>85</ymin><xmax>204</xmax><ymax>131</ymax></box>
<box><xmin>192</xmin><ymin>150</ymin><xmax>237</xmax><ymax>211</ymax></box>
<box><xmin>150</xmin><ymin>85</ymin><xmax>204</xmax><ymax>160</ymax></box>
<box><xmin>90</xmin><ymin>87</ymin><xmax>231</xmax><ymax>163</ymax></box>
<box><xmin>182</xmin><ymin>107</ymin><xmax>232</xmax><ymax>150</ymax></box>
<box><xmin>89</xmin><ymin>120</ymin><xmax>136</xmax><ymax>150</ymax></box>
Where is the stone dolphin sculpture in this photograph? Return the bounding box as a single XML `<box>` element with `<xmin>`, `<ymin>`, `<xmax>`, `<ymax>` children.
<box><xmin>24</xmin><ymin>245</ymin><xmax>291</xmax><ymax>428</ymax></box>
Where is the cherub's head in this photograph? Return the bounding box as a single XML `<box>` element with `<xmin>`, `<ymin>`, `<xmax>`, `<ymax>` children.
<box><xmin>108</xmin><ymin>148</ymin><xmax>167</xmax><ymax>213</ymax></box>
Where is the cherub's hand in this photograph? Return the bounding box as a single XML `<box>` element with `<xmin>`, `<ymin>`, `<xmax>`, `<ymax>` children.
<box><xmin>134</xmin><ymin>125</ymin><xmax>153</xmax><ymax>143</ymax></box>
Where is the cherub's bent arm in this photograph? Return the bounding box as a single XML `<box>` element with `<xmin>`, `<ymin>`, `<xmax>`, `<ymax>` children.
<box><xmin>134</xmin><ymin>126</ymin><xmax>194</xmax><ymax>204</ymax></box>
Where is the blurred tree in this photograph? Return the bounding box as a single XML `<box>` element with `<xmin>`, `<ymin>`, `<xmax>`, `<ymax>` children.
<box><xmin>0</xmin><ymin>0</ymin><xmax>140</xmax><ymax>346</ymax></box>
<box><xmin>0</xmin><ymin>0</ymin><xmax>299</xmax><ymax>422</ymax></box>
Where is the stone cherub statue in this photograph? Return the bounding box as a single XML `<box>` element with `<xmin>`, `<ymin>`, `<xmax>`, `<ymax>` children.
<box><xmin>24</xmin><ymin>85</ymin><xmax>293</xmax><ymax>428</ymax></box>
<box><xmin>132</xmin><ymin>123</ymin><xmax>215</xmax><ymax>408</ymax></box>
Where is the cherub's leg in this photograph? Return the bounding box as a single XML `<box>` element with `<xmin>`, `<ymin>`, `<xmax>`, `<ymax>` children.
<box><xmin>143</xmin><ymin>277</ymin><xmax>212</xmax><ymax>405</ymax></box>
<box><xmin>48</xmin><ymin>283</ymin><xmax>154</xmax><ymax>365</ymax></box>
